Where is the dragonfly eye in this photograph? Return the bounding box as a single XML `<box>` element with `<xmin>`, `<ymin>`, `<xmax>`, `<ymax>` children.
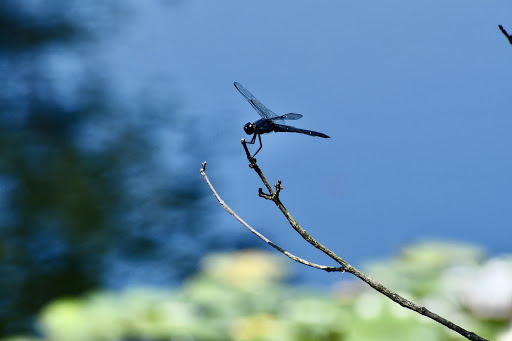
<box><xmin>244</xmin><ymin>123</ymin><xmax>254</xmax><ymax>135</ymax></box>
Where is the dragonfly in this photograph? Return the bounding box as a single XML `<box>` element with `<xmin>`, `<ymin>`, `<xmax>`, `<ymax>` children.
<box><xmin>234</xmin><ymin>82</ymin><xmax>330</xmax><ymax>157</ymax></box>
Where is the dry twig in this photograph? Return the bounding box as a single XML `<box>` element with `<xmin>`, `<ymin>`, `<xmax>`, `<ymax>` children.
<box><xmin>200</xmin><ymin>161</ymin><xmax>342</xmax><ymax>272</ymax></box>
<box><xmin>499</xmin><ymin>25</ymin><xmax>512</xmax><ymax>45</ymax></box>
<box><xmin>200</xmin><ymin>139</ymin><xmax>489</xmax><ymax>341</ymax></box>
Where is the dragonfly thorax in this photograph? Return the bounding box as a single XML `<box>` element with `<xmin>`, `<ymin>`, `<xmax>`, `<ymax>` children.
<box><xmin>244</xmin><ymin>122</ymin><xmax>255</xmax><ymax>135</ymax></box>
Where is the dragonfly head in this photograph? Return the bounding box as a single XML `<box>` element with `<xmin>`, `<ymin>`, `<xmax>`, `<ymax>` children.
<box><xmin>244</xmin><ymin>122</ymin><xmax>255</xmax><ymax>135</ymax></box>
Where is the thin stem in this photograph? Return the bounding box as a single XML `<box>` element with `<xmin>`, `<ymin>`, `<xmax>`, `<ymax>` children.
<box><xmin>242</xmin><ymin>141</ymin><xmax>488</xmax><ymax>341</ymax></box>
<box><xmin>200</xmin><ymin>162</ymin><xmax>342</xmax><ymax>272</ymax></box>
<box><xmin>198</xmin><ymin>140</ymin><xmax>490</xmax><ymax>341</ymax></box>
<box><xmin>499</xmin><ymin>25</ymin><xmax>512</xmax><ymax>44</ymax></box>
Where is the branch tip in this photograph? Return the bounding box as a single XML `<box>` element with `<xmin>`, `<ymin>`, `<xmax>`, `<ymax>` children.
<box><xmin>274</xmin><ymin>180</ymin><xmax>283</xmax><ymax>197</ymax></box>
<box><xmin>258</xmin><ymin>188</ymin><xmax>274</xmax><ymax>200</ymax></box>
<box><xmin>499</xmin><ymin>25</ymin><xmax>512</xmax><ymax>44</ymax></box>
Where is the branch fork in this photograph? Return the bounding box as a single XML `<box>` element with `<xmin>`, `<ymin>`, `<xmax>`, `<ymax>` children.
<box><xmin>200</xmin><ymin>140</ymin><xmax>489</xmax><ymax>341</ymax></box>
<box><xmin>259</xmin><ymin>180</ymin><xmax>282</xmax><ymax>201</ymax></box>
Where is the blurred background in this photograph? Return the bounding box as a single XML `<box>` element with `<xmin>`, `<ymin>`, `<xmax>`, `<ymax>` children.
<box><xmin>1</xmin><ymin>0</ymin><xmax>511</xmax><ymax>340</ymax></box>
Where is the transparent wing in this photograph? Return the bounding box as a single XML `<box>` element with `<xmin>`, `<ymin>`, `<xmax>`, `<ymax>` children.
<box><xmin>234</xmin><ymin>82</ymin><xmax>280</xmax><ymax>120</ymax></box>
<box><xmin>270</xmin><ymin>113</ymin><xmax>303</xmax><ymax>121</ymax></box>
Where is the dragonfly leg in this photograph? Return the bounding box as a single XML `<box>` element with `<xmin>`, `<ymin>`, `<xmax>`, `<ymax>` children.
<box><xmin>252</xmin><ymin>134</ymin><xmax>263</xmax><ymax>157</ymax></box>
<box><xmin>247</xmin><ymin>134</ymin><xmax>257</xmax><ymax>144</ymax></box>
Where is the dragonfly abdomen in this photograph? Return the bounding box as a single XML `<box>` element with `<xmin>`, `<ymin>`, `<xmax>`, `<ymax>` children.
<box><xmin>274</xmin><ymin>124</ymin><xmax>330</xmax><ymax>138</ymax></box>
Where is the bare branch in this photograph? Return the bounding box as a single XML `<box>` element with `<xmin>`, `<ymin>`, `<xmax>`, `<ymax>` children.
<box><xmin>235</xmin><ymin>147</ymin><xmax>489</xmax><ymax>341</ymax></box>
<box><xmin>499</xmin><ymin>25</ymin><xmax>512</xmax><ymax>45</ymax></box>
<box><xmin>200</xmin><ymin>162</ymin><xmax>343</xmax><ymax>272</ymax></box>
<box><xmin>199</xmin><ymin>138</ymin><xmax>491</xmax><ymax>341</ymax></box>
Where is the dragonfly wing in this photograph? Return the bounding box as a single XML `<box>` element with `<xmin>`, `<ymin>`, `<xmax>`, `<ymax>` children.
<box><xmin>249</xmin><ymin>99</ymin><xmax>281</xmax><ymax>121</ymax></box>
<box><xmin>271</xmin><ymin>113</ymin><xmax>303</xmax><ymax>121</ymax></box>
<box><xmin>274</xmin><ymin>124</ymin><xmax>330</xmax><ymax>138</ymax></box>
<box><xmin>234</xmin><ymin>82</ymin><xmax>255</xmax><ymax>102</ymax></box>
<box><xmin>234</xmin><ymin>82</ymin><xmax>280</xmax><ymax>120</ymax></box>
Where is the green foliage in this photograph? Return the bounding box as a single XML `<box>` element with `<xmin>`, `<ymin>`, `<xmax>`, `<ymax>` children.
<box><xmin>2</xmin><ymin>242</ymin><xmax>510</xmax><ymax>341</ymax></box>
